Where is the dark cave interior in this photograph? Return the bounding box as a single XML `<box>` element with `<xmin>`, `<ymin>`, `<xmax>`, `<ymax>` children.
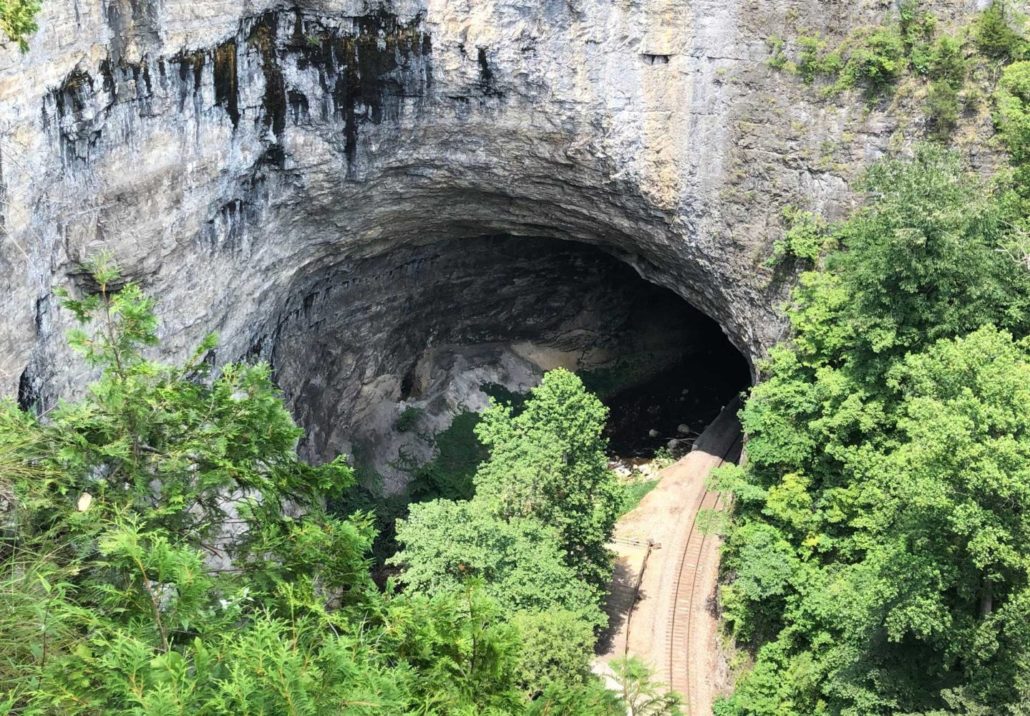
<box><xmin>270</xmin><ymin>234</ymin><xmax>751</xmax><ymax>491</ymax></box>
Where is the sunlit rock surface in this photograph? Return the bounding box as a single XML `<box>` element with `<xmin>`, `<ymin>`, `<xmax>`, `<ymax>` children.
<box><xmin>0</xmin><ymin>0</ymin><xmax>987</xmax><ymax>443</ymax></box>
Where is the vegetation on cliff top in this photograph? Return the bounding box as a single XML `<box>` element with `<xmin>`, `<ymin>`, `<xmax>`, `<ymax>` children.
<box><xmin>768</xmin><ymin>0</ymin><xmax>1028</xmax><ymax>136</ymax></box>
<box><xmin>0</xmin><ymin>0</ymin><xmax>39</xmax><ymax>50</ymax></box>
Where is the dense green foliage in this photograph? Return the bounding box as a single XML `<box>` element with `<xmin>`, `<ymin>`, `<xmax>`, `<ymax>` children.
<box><xmin>768</xmin><ymin>4</ymin><xmax>936</xmax><ymax>96</ymax></box>
<box><xmin>0</xmin><ymin>262</ymin><xmax>534</xmax><ymax>713</ymax></box>
<box><xmin>996</xmin><ymin>59</ymin><xmax>1030</xmax><ymax>204</ymax></box>
<box><xmin>393</xmin><ymin>500</ymin><xmax>603</xmax><ymax>623</ymax></box>
<box><xmin>766</xmin><ymin>2</ymin><xmax>1030</xmax><ymax>136</ymax></box>
<box><xmin>973</xmin><ymin>0</ymin><xmax>1028</xmax><ymax>61</ymax></box>
<box><xmin>0</xmin><ymin>0</ymin><xmax>39</xmax><ymax>50</ymax></box>
<box><xmin>769</xmin><ymin>207</ymin><xmax>832</xmax><ymax>266</ymax></box>
<box><xmin>716</xmin><ymin>148</ymin><xmax>1030</xmax><ymax>714</ymax></box>
<box><xmin>391</xmin><ymin>370</ymin><xmax>627</xmax><ymax>698</ymax></box>
<box><xmin>0</xmin><ymin>264</ymin><xmax>675</xmax><ymax>714</ymax></box>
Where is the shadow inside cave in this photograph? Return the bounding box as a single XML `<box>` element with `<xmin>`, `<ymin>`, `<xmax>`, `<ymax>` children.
<box><xmin>269</xmin><ymin>234</ymin><xmax>752</xmax><ymax>491</ymax></box>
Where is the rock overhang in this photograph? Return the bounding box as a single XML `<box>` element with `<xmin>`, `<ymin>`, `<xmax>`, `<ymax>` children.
<box><xmin>9</xmin><ymin>0</ymin><xmax>899</xmax><ymax>408</ymax></box>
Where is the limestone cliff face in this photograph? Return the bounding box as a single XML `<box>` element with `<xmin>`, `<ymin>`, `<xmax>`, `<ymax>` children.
<box><xmin>0</xmin><ymin>0</ymin><xmax>988</xmax><ymax>407</ymax></box>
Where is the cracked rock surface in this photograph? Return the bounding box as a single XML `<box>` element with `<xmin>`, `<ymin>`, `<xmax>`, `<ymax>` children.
<box><xmin>0</xmin><ymin>0</ymin><xmax>988</xmax><ymax>423</ymax></box>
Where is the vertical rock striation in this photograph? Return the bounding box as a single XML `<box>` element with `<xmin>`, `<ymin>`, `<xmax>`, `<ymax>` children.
<box><xmin>0</xmin><ymin>0</ymin><xmax>991</xmax><ymax>411</ymax></box>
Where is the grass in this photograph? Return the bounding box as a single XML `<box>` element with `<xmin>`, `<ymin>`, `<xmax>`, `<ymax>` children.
<box><xmin>619</xmin><ymin>479</ymin><xmax>660</xmax><ymax>517</ymax></box>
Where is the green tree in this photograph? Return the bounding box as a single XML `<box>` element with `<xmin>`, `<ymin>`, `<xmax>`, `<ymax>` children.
<box><xmin>0</xmin><ymin>261</ymin><xmax>539</xmax><ymax>713</ymax></box>
<box><xmin>996</xmin><ymin>60</ymin><xmax>1030</xmax><ymax>181</ymax></box>
<box><xmin>973</xmin><ymin>1</ymin><xmax>1027</xmax><ymax>61</ymax></box>
<box><xmin>718</xmin><ymin>149</ymin><xmax>1030</xmax><ymax>714</ymax></box>
<box><xmin>797</xmin><ymin>146</ymin><xmax>1029</xmax><ymax>377</ymax></box>
<box><xmin>474</xmin><ymin>368</ymin><xmax>622</xmax><ymax>592</ymax></box>
<box><xmin>870</xmin><ymin>327</ymin><xmax>1030</xmax><ymax>707</ymax></box>
<box><xmin>510</xmin><ymin>609</ymin><xmax>598</xmax><ymax>696</ymax></box>
<box><xmin>391</xmin><ymin>499</ymin><xmax>602</xmax><ymax>622</ymax></box>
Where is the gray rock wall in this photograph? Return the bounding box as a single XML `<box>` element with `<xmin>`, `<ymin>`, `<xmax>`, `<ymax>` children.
<box><xmin>0</xmin><ymin>0</ymin><xmax>996</xmax><ymax>407</ymax></box>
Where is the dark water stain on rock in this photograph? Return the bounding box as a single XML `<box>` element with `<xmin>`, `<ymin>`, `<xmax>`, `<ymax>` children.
<box><xmin>281</xmin><ymin>9</ymin><xmax>431</xmax><ymax>166</ymax></box>
<box><xmin>288</xmin><ymin>89</ymin><xmax>310</xmax><ymax>125</ymax></box>
<box><xmin>213</xmin><ymin>40</ymin><xmax>240</xmax><ymax>128</ymax></box>
<box><xmin>104</xmin><ymin>0</ymin><xmax>161</xmax><ymax>63</ymax></box>
<box><xmin>174</xmin><ymin>49</ymin><xmax>205</xmax><ymax>96</ymax></box>
<box><xmin>248</xmin><ymin>12</ymin><xmax>288</xmax><ymax>139</ymax></box>
<box><xmin>476</xmin><ymin>46</ymin><xmax>503</xmax><ymax>97</ymax></box>
<box><xmin>44</xmin><ymin>68</ymin><xmax>111</xmax><ymax>163</ymax></box>
<box><xmin>17</xmin><ymin>369</ymin><xmax>35</xmax><ymax>412</ymax></box>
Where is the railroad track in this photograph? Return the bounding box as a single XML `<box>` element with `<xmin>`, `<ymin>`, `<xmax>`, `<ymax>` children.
<box><xmin>665</xmin><ymin>432</ymin><xmax>742</xmax><ymax>714</ymax></box>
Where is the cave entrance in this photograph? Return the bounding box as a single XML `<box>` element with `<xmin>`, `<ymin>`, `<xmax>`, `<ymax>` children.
<box><xmin>270</xmin><ymin>234</ymin><xmax>750</xmax><ymax>496</ymax></box>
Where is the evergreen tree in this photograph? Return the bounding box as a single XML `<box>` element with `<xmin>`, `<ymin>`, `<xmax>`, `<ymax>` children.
<box><xmin>0</xmin><ymin>260</ymin><xmax>531</xmax><ymax>713</ymax></box>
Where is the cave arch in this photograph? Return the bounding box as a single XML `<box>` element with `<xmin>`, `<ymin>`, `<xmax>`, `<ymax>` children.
<box><xmin>1</xmin><ymin>3</ymin><xmax>794</xmax><ymax>426</ymax></box>
<box><xmin>260</xmin><ymin>233</ymin><xmax>751</xmax><ymax>492</ymax></box>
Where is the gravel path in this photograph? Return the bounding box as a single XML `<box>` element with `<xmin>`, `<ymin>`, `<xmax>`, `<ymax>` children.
<box><xmin>596</xmin><ymin>398</ymin><xmax>742</xmax><ymax>715</ymax></box>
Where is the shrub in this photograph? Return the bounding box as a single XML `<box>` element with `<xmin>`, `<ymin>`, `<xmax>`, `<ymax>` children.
<box><xmin>769</xmin><ymin>207</ymin><xmax>832</xmax><ymax>265</ymax></box>
<box><xmin>796</xmin><ymin>36</ymin><xmax>826</xmax><ymax>83</ymax></box>
<box><xmin>840</xmin><ymin>27</ymin><xmax>907</xmax><ymax>93</ymax></box>
<box><xmin>394</xmin><ymin>405</ymin><xmax>423</xmax><ymax>432</ymax></box>
<box><xmin>927</xmin><ymin>34</ymin><xmax>967</xmax><ymax>85</ymax></box>
<box><xmin>973</xmin><ymin>0</ymin><xmax>1027</xmax><ymax>61</ymax></box>
<box><xmin>610</xmin><ymin>657</ymin><xmax>684</xmax><ymax>716</ymax></box>
<box><xmin>996</xmin><ymin>60</ymin><xmax>1030</xmax><ymax>166</ymax></box>
<box><xmin>767</xmin><ymin>36</ymin><xmax>789</xmax><ymax>70</ymax></box>
<box><xmin>0</xmin><ymin>0</ymin><xmax>40</xmax><ymax>50</ymax></box>
<box><xmin>900</xmin><ymin>0</ymin><xmax>938</xmax><ymax>73</ymax></box>
<box><xmin>927</xmin><ymin>78</ymin><xmax>961</xmax><ymax>135</ymax></box>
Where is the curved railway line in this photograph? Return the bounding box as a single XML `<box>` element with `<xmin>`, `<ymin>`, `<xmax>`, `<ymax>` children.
<box><xmin>665</xmin><ymin>433</ymin><xmax>742</xmax><ymax>713</ymax></box>
<box><xmin>598</xmin><ymin>397</ymin><xmax>743</xmax><ymax>715</ymax></box>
